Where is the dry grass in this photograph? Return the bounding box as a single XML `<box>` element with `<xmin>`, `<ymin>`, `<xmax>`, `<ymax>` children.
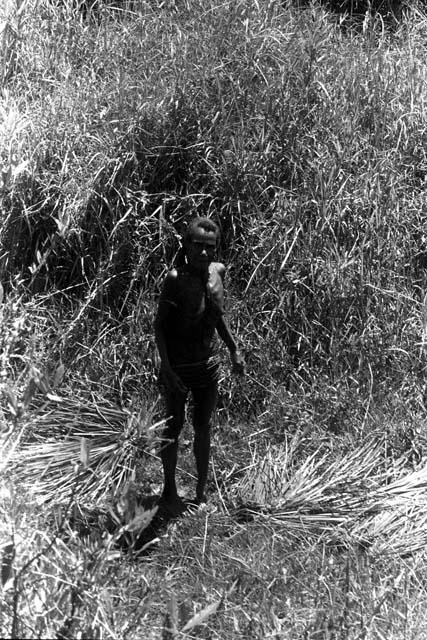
<box><xmin>10</xmin><ymin>393</ymin><xmax>164</xmax><ymax>504</ymax></box>
<box><xmin>4</xmin><ymin>415</ymin><xmax>427</xmax><ymax>638</ymax></box>
<box><xmin>1</xmin><ymin>0</ymin><xmax>427</xmax><ymax>638</ymax></box>
<box><xmin>233</xmin><ymin>438</ymin><xmax>427</xmax><ymax>556</ymax></box>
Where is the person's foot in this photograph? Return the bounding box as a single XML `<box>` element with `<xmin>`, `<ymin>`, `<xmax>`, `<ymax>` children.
<box><xmin>160</xmin><ymin>483</ymin><xmax>180</xmax><ymax>504</ymax></box>
<box><xmin>159</xmin><ymin>492</ymin><xmax>186</xmax><ymax>517</ymax></box>
<box><xmin>194</xmin><ymin>492</ymin><xmax>207</xmax><ymax>505</ymax></box>
<box><xmin>195</xmin><ymin>480</ymin><xmax>208</xmax><ymax>505</ymax></box>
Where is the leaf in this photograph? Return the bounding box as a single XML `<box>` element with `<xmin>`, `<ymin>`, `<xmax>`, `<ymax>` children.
<box><xmin>181</xmin><ymin>599</ymin><xmax>222</xmax><ymax>633</ymax></box>
<box><xmin>168</xmin><ymin>591</ymin><xmax>179</xmax><ymax>633</ymax></box>
<box><xmin>1</xmin><ymin>541</ymin><xmax>15</xmax><ymax>588</ymax></box>
<box><xmin>80</xmin><ymin>437</ymin><xmax>91</xmax><ymax>468</ymax></box>
<box><xmin>162</xmin><ymin>591</ymin><xmax>179</xmax><ymax>639</ymax></box>
<box><xmin>116</xmin><ymin>480</ymin><xmax>138</xmax><ymax>521</ymax></box>
<box><xmin>124</xmin><ymin>506</ymin><xmax>158</xmax><ymax>533</ymax></box>
<box><xmin>3</xmin><ymin>387</ymin><xmax>18</xmax><ymax>416</ymax></box>
<box><xmin>52</xmin><ymin>363</ymin><xmax>65</xmax><ymax>389</ymax></box>
<box><xmin>11</xmin><ymin>160</ymin><xmax>29</xmax><ymax>178</ymax></box>
<box><xmin>46</xmin><ymin>393</ymin><xmax>63</xmax><ymax>402</ymax></box>
<box><xmin>22</xmin><ymin>378</ymin><xmax>37</xmax><ymax>409</ymax></box>
<box><xmin>32</xmin><ymin>369</ymin><xmax>50</xmax><ymax>394</ymax></box>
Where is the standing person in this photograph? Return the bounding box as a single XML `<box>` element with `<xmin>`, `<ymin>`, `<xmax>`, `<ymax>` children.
<box><xmin>155</xmin><ymin>217</ymin><xmax>245</xmax><ymax>508</ymax></box>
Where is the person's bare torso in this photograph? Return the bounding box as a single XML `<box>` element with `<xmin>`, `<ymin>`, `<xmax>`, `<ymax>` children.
<box><xmin>159</xmin><ymin>262</ymin><xmax>225</xmax><ymax>365</ymax></box>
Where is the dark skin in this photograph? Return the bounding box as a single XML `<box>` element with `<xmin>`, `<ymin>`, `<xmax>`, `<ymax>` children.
<box><xmin>155</xmin><ymin>226</ymin><xmax>245</xmax><ymax>506</ymax></box>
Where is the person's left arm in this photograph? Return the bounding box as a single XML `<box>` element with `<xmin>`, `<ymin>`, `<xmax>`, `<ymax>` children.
<box><xmin>214</xmin><ymin>263</ymin><xmax>245</xmax><ymax>375</ymax></box>
<box><xmin>216</xmin><ymin>315</ymin><xmax>245</xmax><ymax>374</ymax></box>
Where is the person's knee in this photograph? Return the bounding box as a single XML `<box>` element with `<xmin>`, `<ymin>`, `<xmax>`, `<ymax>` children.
<box><xmin>193</xmin><ymin>405</ymin><xmax>214</xmax><ymax>430</ymax></box>
<box><xmin>192</xmin><ymin>386</ymin><xmax>217</xmax><ymax>423</ymax></box>
<box><xmin>193</xmin><ymin>426</ymin><xmax>210</xmax><ymax>450</ymax></box>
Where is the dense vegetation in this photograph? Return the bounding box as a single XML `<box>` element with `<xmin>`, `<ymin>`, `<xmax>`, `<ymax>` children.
<box><xmin>2</xmin><ymin>0</ymin><xmax>427</xmax><ymax>638</ymax></box>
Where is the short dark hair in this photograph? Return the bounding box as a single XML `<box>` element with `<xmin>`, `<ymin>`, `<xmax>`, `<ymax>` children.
<box><xmin>184</xmin><ymin>217</ymin><xmax>220</xmax><ymax>245</ymax></box>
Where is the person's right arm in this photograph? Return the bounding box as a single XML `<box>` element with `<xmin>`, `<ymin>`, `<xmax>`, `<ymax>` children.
<box><xmin>154</xmin><ymin>271</ymin><xmax>187</xmax><ymax>394</ymax></box>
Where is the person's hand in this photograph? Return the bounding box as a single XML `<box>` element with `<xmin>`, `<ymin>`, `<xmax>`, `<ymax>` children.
<box><xmin>231</xmin><ymin>350</ymin><xmax>245</xmax><ymax>376</ymax></box>
<box><xmin>161</xmin><ymin>367</ymin><xmax>187</xmax><ymax>394</ymax></box>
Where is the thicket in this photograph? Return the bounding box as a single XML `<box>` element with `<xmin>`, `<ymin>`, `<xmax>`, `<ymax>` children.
<box><xmin>2</xmin><ymin>0</ymin><xmax>427</xmax><ymax>637</ymax></box>
<box><xmin>1</xmin><ymin>0</ymin><xmax>427</xmax><ymax>415</ymax></box>
<box><xmin>291</xmin><ymin>0</ymin><xmax>403</xmax><ymax>19</ymax></box>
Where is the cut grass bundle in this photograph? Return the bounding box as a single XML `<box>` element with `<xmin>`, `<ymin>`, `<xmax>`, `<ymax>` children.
<box><xmin>233</xmin><ymin>438</ymin><xmax>427</xmax><ymax>556</ymax></box>
<box><xmin>11</xmin><ymin>394</ymin><xmax>164</xmax><ymax>505</ymax></box>
<box><xmin>354</xmin><ymin>466</ymin><xmax>427</xmax><ymax>556</ymax></box>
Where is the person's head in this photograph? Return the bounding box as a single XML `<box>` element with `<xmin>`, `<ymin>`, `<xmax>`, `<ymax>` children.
<box><xmin>183</xmin><ymin>217</ymin><xmax>220</xmax><ymax>272</ymax></box>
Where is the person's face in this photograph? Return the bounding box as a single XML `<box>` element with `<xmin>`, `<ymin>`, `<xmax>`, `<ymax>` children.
<box><xmin>186</xmin><ymin>228</ymin><xmax>217</xmax><ymax>272</ymax></box>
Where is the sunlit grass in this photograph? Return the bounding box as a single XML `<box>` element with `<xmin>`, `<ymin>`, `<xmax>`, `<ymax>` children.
<box><xmin>1</xmin><ymin>0</ymin><xmax>427</xmax><ymax>637</ymax></box>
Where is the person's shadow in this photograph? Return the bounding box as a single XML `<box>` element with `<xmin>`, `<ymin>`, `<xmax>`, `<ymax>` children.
<box><xmin>67</xmin><ymin>494</ymin><xmax>192</xmax><ymax>557</ymax></box>
<box><xmin>130</xmin><ymin>494</ymin><xmax>190</xmax><ymax>555</ymax></box>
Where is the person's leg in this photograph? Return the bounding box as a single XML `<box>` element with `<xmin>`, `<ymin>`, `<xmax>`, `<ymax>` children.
<box><xmin>160</xmin><ymin>389</ymin><xmax>187</xmax><ymax>502</ymax></box>
<box><xmin>192</xmin><ymin>383</ymin><xmax>218</xmax><ymax>503</ymax></box>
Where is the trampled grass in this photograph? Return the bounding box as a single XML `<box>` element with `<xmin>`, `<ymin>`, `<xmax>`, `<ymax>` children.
<box><xmin>2</xmin><ymin>0</ymin><xmax>427</xmax><ymax>637</ymax></box>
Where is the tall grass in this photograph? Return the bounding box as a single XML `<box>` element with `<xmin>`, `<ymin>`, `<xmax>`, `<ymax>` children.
<box><xmin>0</xmin><ymin>0</ymin><xmax>426</xmax><ymax>413</ymax></box>
<box><xmin>2</xmin><ymin>0</ymin><xmax>427</xmax><ymax>637</ymax></box>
